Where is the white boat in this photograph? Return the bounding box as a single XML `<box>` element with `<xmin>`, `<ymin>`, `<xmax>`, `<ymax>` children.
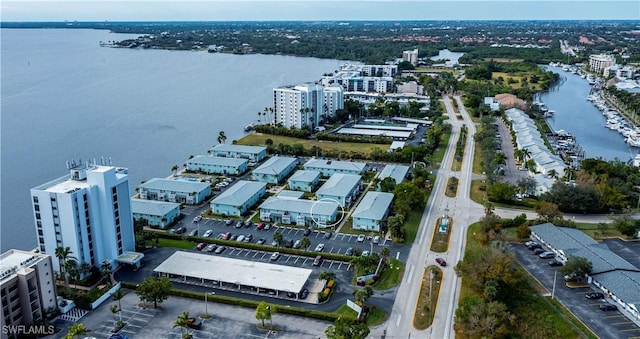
<box><xmin>628</xmin><ymin>136</ymin><xmax>640</xmax><ymax>148</ymax></box>
<box><xmin>634</xmin><ymin>154</ymin><xmax>640</xmax><ymax>167</ymax></box>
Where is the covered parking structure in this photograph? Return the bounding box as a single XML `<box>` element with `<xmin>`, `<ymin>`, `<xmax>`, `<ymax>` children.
<box><xmin>154</xmin><ymin>251</ymin><xmax>312</xmax><ymax>298</ymax></box>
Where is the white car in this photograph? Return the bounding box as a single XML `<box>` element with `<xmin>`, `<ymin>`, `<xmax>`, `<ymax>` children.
<box><xmin>315</xmin><ymin>243</ymin><xmax>325</xmax><ymax>252</ymax></box>
<box><xmin>203</xmin><ymin>230</ymin><xmax>213</xmax><ymax>238</ymax></box>
<box><xmin>362</xmin><ymin>250</ymin><xmax>370</xmax><ymax>257</ymax></box>
<box><xmin>193</xmin><ymin>215</ymin><xmax>202</xmax><ymax>222</ymax></box>
<box><xmin>373</xmin><ymin>236</ymin><xmax>380</xmax><ymax>244</ymax></box>
<box><xmin>270</xmin><ymin>252</ymin><xmax>280</xmax><ymax>261</ymax></box>
<box><xmin>357</xmin><ymin>234</ymin><xmax>365</xmax><ymax>242</ymax></box>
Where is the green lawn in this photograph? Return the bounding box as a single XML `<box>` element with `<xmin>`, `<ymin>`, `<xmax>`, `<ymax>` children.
<box><xmin>374</xmin><ymin>259</ymin><xmax>405</xmax><ymax>290</ymax></box>
<box><xmin>236</xmin><ymin>133</ymin><xmax>390</xmax><ymax>156</ymax></box>
<box><xmin>413</xmin><ymin>266</ymin><xmax>443</xmax><ymax>330</ymax></box>
<box><xmin>429</xmin><ymin>217</ymin><xmax>451</xmax><ymax>253</ymax></box>
<box><xmin>404</xmin><ymin>209</ymin><xmax>424</xmax><ymax>244</ymax></box>
<box><xmin>432</xmin><ymin>130</ymin><xmax>451</xmax><ymax>166</ymax></box>
<box><xmin>333</xmin><ymin>304</ymin><xmax>387</xmax><ymax>326</ymax></box>
<box><xmin>157</xmin><ymin>237</ymin><xmax>195</xmax><ymax>250</ymax></box>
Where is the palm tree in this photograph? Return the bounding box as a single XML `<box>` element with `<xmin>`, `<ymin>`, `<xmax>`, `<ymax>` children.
<box><xmin>257</xmin><ymin>111</ymin><xmax>262</xmax><ymax>123</ymax></box>
<box><xmin>66</xmin><ymin>322</ymin><xmax>89</xmax><ymax>339</ymax></box>
<box><xmin>217</xmin><ymin>131</ymin><xmax>227</xmax><ymax>144</ymax></box>
<box><xmin>514</xmin><ymin>149</ymin><xmax>525</xmax><ymax>163</ymax></box>
<box><xmin>380</xmin><ymin>246</ymin><xmax>390</xmax><ymax>258</ymax></box>
<box><xmin>548</xmin><ymin>169</ymin><xmax>558</xmax><ymax>179</ymax></box>
<box><xmin>100</xmin><ymin>260</ymin><xmax>112</xmax><ymax>285</ymax></box>
<box><xmin>78</xmin><ymin>262</ymin><xmax>91</xmax><ymax>280</ymax></box>
<box><xmin>112</xmin><ymin>289</ymin><xmax>125</xmax><ymax>321</ymax></box>
<box><xmin>268</xmin><ymin>107</ymin><xmax>274</xmax><ymax>125</ymax></box>
<box><xmin>54</xmin><ymin>246</ymin><xmax>76</xmax><ymax>294</ymax></box>
<box><xmin>173</xmin><ymin>311</ymin><xmax>190</xmax><ymax>338</ymax></box>
<box><xmin>352</xmin><ymin>286</ymin><xmax>374</xmax><ymax>305</ymax></box>
<box><xmin>65</xmin><ymin>260</ymin><xmax>79</xmax><ymax>289</ymax></box>
<box><xmin>318</xmin><ymin>271</ymin><xmax>336</xmax><ymax>281</ymax></box>
<box><xmin>171</xmin><ymin>165</ymin><xmax>179</xmax><ymax>175</ymax></box>
<box><xmin>110</xmin><ymin>304</ymin><xmax>119</xmax><ymax>324</ymax></box>
<box><xmin>521</xmin><ymin>148</ymin><xmax>532</xmax><ymax>164</ymax></box>
<box><xmin>299</xmin><ymin>236</ymin><xmax>311</xmax><ymax>250</ymax></box>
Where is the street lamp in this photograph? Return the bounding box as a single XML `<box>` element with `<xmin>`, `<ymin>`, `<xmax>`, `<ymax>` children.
<box><xmin>266</xmin><ymin>305</ymin><xmax>272</xmax><ymax>330</ymax></box>
<box><xmin>204</xmin><ymin>291</ymin><xmax>215</xmax><ymax>317</ymax></box>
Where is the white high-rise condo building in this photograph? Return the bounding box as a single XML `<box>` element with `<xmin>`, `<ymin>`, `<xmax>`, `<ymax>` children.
<box><xmin>403</xmin><ymin>49</ymin><xmax>419</xmax><ymax>66</ymax></box>
<box><xmin>274</xmin><ymin>83</ymin><xmax>343</xmax><ymax>129</ymax></box>
<box><xmin>589</xmin><ymin>54</ymin><xmax>616</xmax><ymax>74</ymax></box>
<box><xmin>30</xmin><ymin>161</ymin><xmax>136</xmax><ymax>276</ymax></box>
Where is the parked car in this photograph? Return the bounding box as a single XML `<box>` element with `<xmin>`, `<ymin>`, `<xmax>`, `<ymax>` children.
<box><xmin>435</xmin><ymin>258</ymin><xmax>447</xmax><ymax>267</ymax></box>
<box><xmin>345</xmin><ymin>247</ymin><xmax>354</xmax><ymax>256</ymax></box>
<box><xmin>270</xmin><ymin>252</ymin><xmax>280</xmax><ymax>261</ymax></box>
<box><xmin>362</xmin><ymin>250</ymin><xmax>370</xmax><ymax>257</ymax></box>
<box><xmin>236</xmin><ymin>235</ymin><xmax>245</xmax><ymax>242</ymax></box>
<box><xmin>264</xmin><ymin>223</ymin><xmax>271</xmax><ymax>231</ymax></box>
<box><xmin>234</xmin><ymin>222</ymin><xmax>243</xmax><ymax>228</ymax></box>
<box><xmin>315</xmin><ymin>243</ymin><xmax>325</xmax><ymax>252</ymax></box>
<box><xmin>256</xmin><ymin>222</ymin><xmax>265</xmax><ymax>230</ymax></box>
<box><xmin>357</xmin><ymin>234</ymin><xmax>366</xmax><ymax>242</ymax></box>
<box><xmin>203</xmin><ymin>230</ymin><xmax>213</xmax><ymax>238</ymax></box>
<box><xmin>189</xmin><ymin>229</ymin><xmax>198</xmax><ymax>237</ymax></box>
<box><xmin>186</xmin><ymin>317</ymin><xmax>202</xmax><ymax>329</ymax></box>
<box><xmin>303</xmin><ymin>228</ymin><xmax>312</xmax><ymax>236</ymax></box>
<box><xmin>527</xmin><ymin>242</ymin><xmax>542</xmax><ymax>250</ymax></box>
<box><xmin>312</xmin><ymin>255</ymin><xmax>323</xmax><ymax>266</ymax></box>
<box><xmin>204</xmin><ymin>244</ymin><xmax>217</xmax><ymax>252</ymax></box>
<box><xmin>243</xmin><ymin>234</ymin><xmax>253</xmax><ymax>243</ymax></box>
<box><xmin>230</xmin><ymin>234</ymin><xmax>238</xmax><ymax>241</ymax></box>
<box><xmin>293</xmin><ymin>239</ymin><xmax>303</xmax><ymax>249</ymax></box>
<box><xmin>244</xmin><ymin>220</ymin><xmax>253</xmax><ymax>228</ymax></box>
<box><xmin>257</xmin><ymin>238</ymin><xmax>266</xmax><ymax>245</ymax></box>
<box><xmin>284</xmin><ymin>239</ymin><xmax>294</xmax><ymax>248</ymax></box>
<box><xmin>225</xmin><ymin>219</ymin><xmax>233</xmax><ymax>226</ymax></box>
<box><xmin>599</xmin><ymin>303</ymin><xmax>617</xmax><ymax>311</ymax></box>
<box><xmin>193</xmin><ymin>215</ymin><xmax>202</xmax><ymax>222</ymax></box>
<box><xmin>214</xmin><ymin>246</ymin><xmax>226</xmax><ymax>254</ymax></box>
<box><xmin>539</xmin><ymin>251</ymin><xmax>555</xmax><ymax>259</ymax></box>
<box><xmin>286</xmin><ymin>291</ymin><xmax>296</xmax><ymax>298</ymax></box>
<box><xmin>196</xmin><ymin>242</ymin><xmax>206</xmax><ymax>250</ymax></box>
<box><xmin>222</xmin><ymin>232</ymin><xmax>231</xmax><ymax>240</ymax></box>
<box><xmin>373</xmin><ymin>236</ymin><xmax>381</xmax><ymax>244</ymax></box>
<box><xmin>168</xmin><ymin>228</ymin><xmax>176</xmax><ymax>234</ymax></box>
<box><xmin>548</xmin><ymin>260</ymin><xmax>563</xmax><ymax>267</ymax></box>
<box><xmin>533</xmin><ymin>248</ymin><xmax>546</xmax><ymax>255</ymax></box>
<box><xmin>175</xmin><ymin>227</ymin><xmax>186</xmax><ymax>234</ymax></box>
<box><xmin>586</xmin><ymin>292</ymin><xmax>605</xmax><ymax>300</ymax></box>
<box><xmin>299</xmin><ymin>288</ymin><xmax>309</xmax><ymax>299</ymax></box>
<box><xmin>323</xmin><ymin>231</ymin><xmax>333</xmax><ymax>239</ymax></box>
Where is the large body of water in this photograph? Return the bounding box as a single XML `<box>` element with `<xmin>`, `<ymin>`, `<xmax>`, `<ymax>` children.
<box><xmin>1</xmin><ymin>29</ymin><xmax>344</xmax><ymax>252</ymax></box>
<box><xmin>538</xmin><ymin>66</ymin><xmax>635</xmax><ymax>161</ymax></box>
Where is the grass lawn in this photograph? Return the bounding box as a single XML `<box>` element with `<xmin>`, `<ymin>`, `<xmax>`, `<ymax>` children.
<box><xmin>432</xmin><ymin>130</ymin><xmax>451</xmax><ymax>165</ymax></box>
<box><xmin>404</xmin><ymin>209</ymin><xmax>424</xmax><ymax>244</ymax></box>
<box><xmin>469</xmin><ymin>179</ymin><xmax>486</xmax><ymax>204</ymax></box>
<box><xmin>472</xmin><ymin>127</ymin><xmax>485</xmax><ymax>175</ymax></box>
<box><xmin>374</xmin><ymin>259</ymin><xmax>405</xmax><ymax>290</ymax></box>
<box><xmin>445</xmin><ymin>176</ymin><xmax>458</xmax><ymax>197</ymax></box>
<box><xmin>491</xmin><ymin>71</ymin><xmax>541</xmax><ymax>90</ymax></box>
<box><xmin>430</xmin><ymin>217</ymin><xmax>452</xmax><ymax>253</ymax></box>
<box><xmin>574</xmin><ymin>222</ymin><xmax>623</xmax><ymax>240</ymax></box>
<box><xmin>333</xmin><ymin>304</ymin><xmax>388</xmax><ymax>326</ymax></box>
<box><xmin>236</xmin><ymin>133</ymin><xmax>390</xmax><ymax>156</ymax></box>
<box><xmin>157</xmin><ymin>237</ymin><xmax>195</xmax><ymax>250</ymax></box>
<box><xmin>483</xmin><ymin>57</ymin><xmax>525</xmax><ymax>63</ymax></box>
<box><xmin>413</xmin><ymin>266</ymin><xmax>443</xmax><ymax>330</ymax></box>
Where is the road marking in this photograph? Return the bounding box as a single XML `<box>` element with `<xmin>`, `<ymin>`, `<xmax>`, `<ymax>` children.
<box><xmin>396</xmin><ymin>251</ymin><xmax>400</xmax><ymax>260</ymax></box>
<box><xmin>396</xmin><ymin>314</ymin><xmax>402</xmax><ymax>326</ymax></box>
<box><xmin>621</xmin><ymin>328</ymin><xmax>640</xmax><ymax>332</ymax></box>
<box><xmin>612</xmin><ymin>321</ymin><xmax>634</xmax><ymax>325</ymax></box>
<box><xmin>603</xmin><ymin>314</ymin><xmax>625</xmax><ymax>319</ymax></box>
<box><xmin>407</xmin><ymin>264</ymin><xmax>414</xmax><ymax>283</ymax></box>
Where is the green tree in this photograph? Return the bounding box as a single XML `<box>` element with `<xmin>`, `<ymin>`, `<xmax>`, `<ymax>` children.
<box><xmin>65</xmin><ymin>323</ymin><xmax>90</xmax><ymax>339</ymax></box>
<box><xmin>535</xmin><ymin>201</ymin><xmax>563</xmax><ymax>222</ymax></box>
<box><xmin>255</xmin><ymin>301</ymin><xmax>274</xmax><ymax>327</ymax></box>
<box><xmin>379</xmin><ymin>177</ymin><xmax>396</xmax><ymax>192</ymax></box>
<box><xmin>110</xmin><ymin>304</ymin><xmax>119</xmax><ymax>324</ymax></box>
<box><xmin>352</xmin><ymin>286</ymin><xmax>374</xmax><ymax>305</ymax></box>
<box><xmin>393</xmin><ymin>182</ymin><xmax>425</xmax><ymax>210</ymax></box>
<box><xmin>325</xmin><ymin>317</ymin><xmax>370</xmax><ymax>339</ymax></box>
<box><xmin>171</xmin><ymin>164</ymin><xmax>179</xmax><ymax>174</ymax></box>
<box><xmin>55</xmin><ymin>246</ymin><xmax>76</xmax><ymax>294</ymax></box>
<box><xmin>487</xmin><ymin>182</ymin><xmax>517</xmax><ymax>203</ymax></box>
<box><xmin>560</xmin><ymin>256</ymin><xmax>593</xmax><ymax>283</ymax></box>
<box><xmin>299</xmin><ymin>236</ymin><xmax>311</xmax><ymax>250</ymax></box>
<box><xmin>217</xmin><ymin>130</ymin><xmax>227</xmax><ymax>144</ymax></box>
<box><xmin>272</xmin><ymin>231</ymin><xmax>284</xmax><ymax>247</ymax></box>
<box><xmin>135</xmin><ymin>276</ymin><xmax>172</xmax><ymax>308</ymax></box>
<box><xmin>100</xmin><ymin>260</ymin><xmax>112</xmax><ymax>285</ymax></box>
<box><xmin>319</xmin><ymin>271</ymin><xmax>336</xmax><ymax>281</ymax></box>
<box><xmin>112</xmin><ymin>289</ymin><xmax>125</xmax><ymax>321</ymax></box>
<box><xmin>380</xmin><ymin>246</ymin><xmax>390</xmax><ymax>258</ymax></box>
<box><xmin>455</xmin><ymin>295</ymin><xmax>512</xmax><ymax>338</ymax></box>
<box><xmin>173</xmin><ymin>311</ymin><xmax>190</xmax><ymax>338</ymax></box>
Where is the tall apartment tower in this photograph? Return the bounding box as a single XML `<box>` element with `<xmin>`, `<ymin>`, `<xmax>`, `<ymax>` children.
<box><xmin>0</xmin><ymin>249</ymin><xmax>57</xmax><ymax>334</ymax></box>
<box><xmin>273</xmin><ymin>83</ymin><xmax>323</xmax><ymax>129</ymax></box>
<box><xmin>588</xmin><ymin>54</ymin><xmax>616</xmax><ymax>74</ymax></box>
<box><xmin>30</xmin><ymin>161</ymin><xmax>135</xmax><ymax>275</ymax></box>
<box><xmin>403</xmin><ymin>49</ymin><xmax>419</xmax><ymax>66</ymax></box>
<box><xmin>321</xmin><ymin>85</ymin><xmax>344</xmax><ymax>121</ymax></box>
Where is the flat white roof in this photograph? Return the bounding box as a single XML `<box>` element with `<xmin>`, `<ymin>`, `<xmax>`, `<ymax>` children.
<box><xmin>210</xmin><ymin>144</ymin><xmax>267</xmax><ymax>154</ymax></box>
<box><xmin>131</xmin><ymin>198</ymin><xmax>180</xmax><ymax>216</ymax></box>
<box><xmin>188</xmin><ymin>155</ymin><xmax>248</xmax><ymax>167</ymax></box>
<box><xmin>337</xmin><ymin>128</ymin><xmax>412</xmax><ymax>138</ymax></box>
<box><xmin>352</xmin><ymin>124</ymin><xmax>415</xmax><ymax>132</ymax></box>
<box><xmin>304</xmin><ymin>159</ymin><xmax>367</xmax><ymax>173</ymax></box>
<box><xmin>139</xmin><ymin>178</ymin><xmax>210</xmax><ymax>193</ymax></box>
<box><xmin>154</xmin><ymin>251</ymin><xmax>312</xmax><ymax>293</ymax></box>
<box><xmin>391</xmin><ymin>116</ymin><xmax>433</xmax><ymax>125</ymax></box>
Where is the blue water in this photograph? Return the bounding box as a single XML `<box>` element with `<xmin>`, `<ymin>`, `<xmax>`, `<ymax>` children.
<box><xmin>539</xmin><ymin>66</ymin><xmax>635</xmax><ymax>161</ymax></box>
<box><xmin>1</xmin><ymin>28</ymin><xmax>344</xmax><ymax>251</ymax></box>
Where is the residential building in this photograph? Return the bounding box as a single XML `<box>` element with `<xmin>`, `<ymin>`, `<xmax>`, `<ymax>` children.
<box><xmin>0</xmin><ymin>250</ymin><xmax>57</xmax><ymax>334</ymax></box>
<box><xmin>530</xmin><ymin>223</ymin><xmax>640</xmax><ymax>321</ymax></box>
<box><xmin>403</xmin><ymin>49</ymin><xmax>419</xmax><ymax>66</ymax></box>
<box><xmin>345</xmin><ymin>92</ymin><xmax>430</xmax><ymax>109</ymax></box>
<box><xmin>589</xmin><ymin>54</ymin><xmax>616</xmax><ymax>74</ymax></box>
<box><xmin>259</xmin><ymin>196</ymin><xmax>339</xmax><ymax>227</ymax></box>
<box><xmin>287</xmin><ymin>170</ymin><xmax>321</xmax><ymax>192</ymax></box>
<box><xmin>210</xmin><ymin>180</ymin><xmax>266</xmax><ymax>216</ymax></box>
<box><xmin>138</xmin><ymin>178</ymin><xmax>211</xmax><ymax>205</ymax></box>
<box><xmin>131</xmin><ymin>198</ymin><xmax>180</xmax><ymax>228</ymax></box>
<box><xmin>276</xmin><ymin>190</ymin><xmax>305</xmax><ymax>199</ymax></box>
<box><xmin>378</xmin><ymin>164</ymin><xmax>410</xmax><ymax>190</ymax></box>
<box><xmin>396</xmin><ymin>81</ymin><xmax>424</xmax><ymax>95</ymax></box>
<box><xmin>304</xmin><ymin>159</ymin><xmax>367</xmax><ymax>177</ymax></box>
<box><xmin>251</xmin><ymin>156</ymin><xmax>298</xmax><ymax>184</ymax></box>
<box><xmin>321</xmin><ymin>85</ymin><xmax>344</xmax><ymax>122</ymax></box>
<box><xmin>332</xmin><ymin>76</ymin><xmax>393</xmax><ymax>93</ymax></box>
<box><xmin>186</xmin><ymin>155</ymin><xmax>248</xmax><ymax>176</ymax></box>
<box><xmin>360</xmin><ymin>64</ymin><xmax>398</xmax><ymax>77</ymax></box>
<box><xmin>351</xmin><ymin>192</ymin><xmax>394</xmax><ymax>231</ymax></box>
<box><xmin>316</xmin><ymin>173</ymin><xmax>362</xmax><ymax>208</ymax></box>
<box><xmin>31</xmin><ymin>162</ymin><xmax>135</xmax><ymax>273</ymax></box>
<box><xmin>273</xmin><ymin>83</ymin><xmax>324</xmax><ymax>129</ymax></box>
<box><xmin>209</xmin><ymin>144</ymin><xmax>267</xmax><ymax>162</ymax></box>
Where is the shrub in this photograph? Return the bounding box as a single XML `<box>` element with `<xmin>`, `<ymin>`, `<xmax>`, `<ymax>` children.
<box><xmin>326</xmin><ymin>280</ymin><xmax>335</xmax><ymax>289</ymax></box>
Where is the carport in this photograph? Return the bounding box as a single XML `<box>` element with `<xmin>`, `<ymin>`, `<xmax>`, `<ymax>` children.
<box><xmin>153</xmin><ymin>251</ymin><xmax>312</xmax><ymax>297</ymax></box>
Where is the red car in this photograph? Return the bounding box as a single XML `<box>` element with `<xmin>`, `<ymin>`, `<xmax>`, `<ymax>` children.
<box><xmin>196</xmin><ymin>243</ymin><xmax>206</xmax><ymax>251</ymax></box>
<box><xmin>435</xmin><ymin>258</ymin><xmax>447</xmax><ymax>267</ymax></box>
<box><xmin>256</xmin><ymin>222</ymin><xmax>265</xmax><ymax>230</ymax></box>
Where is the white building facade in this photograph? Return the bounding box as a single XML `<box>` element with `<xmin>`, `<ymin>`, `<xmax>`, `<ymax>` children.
<box><xmin>30</xmin><ymin>163</ymin><xmax>135</xmax><ymax>274</ymax></box>
<box><xmin>403</xmin><ymin>49</ymin><xmax>419</xmax><ymax>66</ymax></box>
<box><xmin>273</xmin><ymin>83</ymin><xmax>323</xmax><ymax>129</ymax></box>
<box><xmin>589</xmin><ymin>54</ymin><xmax>616</xmax><ymax>74</ymax></box>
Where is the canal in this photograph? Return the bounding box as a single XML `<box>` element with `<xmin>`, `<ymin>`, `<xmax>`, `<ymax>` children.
<box><xmin>537</xmin><ymin>65</ymin><xmax>635</xmax><ymax>162</ymax></box>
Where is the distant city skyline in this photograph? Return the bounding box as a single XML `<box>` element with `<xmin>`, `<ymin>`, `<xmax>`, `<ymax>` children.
<box><xmin>2</xmin><ymin>1</ymin><xmax>639</xmax><ymax>22</ymax></box>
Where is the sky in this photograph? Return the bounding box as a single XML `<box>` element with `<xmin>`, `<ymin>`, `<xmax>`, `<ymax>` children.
<box><xmin>1</xmin><ymin>0</ymin><xmax>639</xmax><ymax>22</ymax></box>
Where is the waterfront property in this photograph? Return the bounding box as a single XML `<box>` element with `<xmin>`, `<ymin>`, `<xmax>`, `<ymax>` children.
<box><xmin>377</xmin><ymin>164</ymin><xmax>410</xmax><ymax>190</ymax></box>
<box><xmin>186</xmin><ymin>155</ymin><xmax>248</xmax><ymax>175</ymax></box>
<box><xmin>0</xmin><ymin>250</ymin><xmax>57</xmax><ymax>332</ymax></box>
<box><xmin>287</xmin><ymin>170</ymin><xmax>321</xmax><ymax>192</ymax></box>
<box><xmin>530</xmin><ymin>223</ymin><xmax>640</xmax><ymax>321</ymax></box>
<box><xmin>31</xmin><ymin>163</ymin><xmax>136</xmax><ymax>274</ymax></box>
<box><xmin>209</xmin><ymin>144</ymin><xmax>267</xmax><ymax>162</ymax></box>
<box><xmin>316</xmin><ymin>173</ymin><xmax>363</xmax><ymax>208</ymax></box>
<box><xmin>138</xmin><ymin>178</ymin><xmax>211</xmax><ymax>205</ymax></box>
<box><xmin>351</xmin><ymin>192</ymin><xmax>394</xmax><ymax>232</ymax></box>
<box><xmin>131</xmin><ymin>198</ymin><xmax>180</xmax><ymax>228</ymax></box>
<box><xmin>273</xmin><ymin>83</ymin><xmax>344</xmax><ymax>129</ymax></box>
<box><xmin>589</xmin><ymin>54</ymin><xmax>616</xmax><ymax>75</ymax></box>
<box><xmin>210</xmin><ymin>180</ymin><xmax>266</xmax><ymax>216</ymax></box>
<box><xmin>154</xmin><ymin>251</ymin><xmax>312</xmax><ymax>299</ymax></box>
<box><xmin>251</xmin><ymin>156</ymin><xmax>298</xmax><ymax>184</ymax></box>
<box><xmin>303</xmin><ymin>158</ymin><xmax>366</xmax><ymax>177</ymax></box>
<box><xmin>259</xmin><ymin>196</ymin><xmax>339</xmax><ymax>227</ymax></box>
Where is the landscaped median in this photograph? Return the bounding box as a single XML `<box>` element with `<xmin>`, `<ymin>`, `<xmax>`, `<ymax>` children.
<box><xmin>429</xmin><ymin>216</ymin><xmax>452</xmax><ymax>253</ymax></box>
<box><xmin>413</xmin><ymin>266</ymin><xmax>443</xmax><ymax>330</ymax></box>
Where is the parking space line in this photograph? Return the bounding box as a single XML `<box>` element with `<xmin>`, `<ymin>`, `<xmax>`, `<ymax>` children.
<box><xmin>252</xmin><ymin>251</ymin><xmax>260</xmax><ymax>258</ymax></box>
<box><xmin>613</xmin><ymin>321</ymin><xmax>634</xmax><ymax>325</ymax></box>
<box><xmin>621</xmin><ymin>328</ymin><xmax>640</xmax><ymax>332</ymax></box>
<box><xmin>603</xmin><ymin>314</ymin><xmax>625</xmax><ymax>319</ymax></box>
<box><xmin>293</xmin><ymin>256</ymin><xmax>300</xmax><ymax>264</ymax></box>
<box><xmin>328</xmin><ymin>247</ymin><xmax>334</xmax><ymax>253</ymax></box>
<box><xmin>260</xmin><ymin>253</ymin><xmax>267</xmax><ymax>260</ymax></box>
<box><xmin>244</xmin><ymin>250</ymin><xmax>251</xmax><ymax>257</ymax></box>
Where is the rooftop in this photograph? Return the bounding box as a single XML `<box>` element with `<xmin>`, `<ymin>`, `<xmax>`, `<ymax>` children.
<box><xmin>276</xmin><ymin>190</ymin><xmax>305</xmax><ymax>199</ymax></box>
<box><xmin>154</xmin><ymin>251</ymin><xmax>312</xmax><ymax>293</ymax></box>
<box><xmin>131</xmin><ymin>198</ymin><xmax>180</xmax><ymax>216</ymax></box>
<box><xmin>304</xmin><ymin>159</ymin><xmax>366</xmax><ymax>173</ymax></box>
<box><xmin>211</xmin><ymin>180</ymin><xmax>266</xmax><ymax>206</ymax></box>
<box><xmin>210</xmin><ymin>144</ymin><xmax>267</xmax><ymax>154</ymax></box>
<box><xmin>253</xmin><ymin>156</ymin><xmax>297</xmax><ymax>175</ymax></box>
<box><xmin>337</xmin><ymin>128</ymin><xmax>412</xmax><ymax>139</ymax></box>
<box><xmin>352</xmin><ymin>192</ymin><xmax>394</xmax><ymax>220</ymax></box>
<box><xmin>139</xmin><ymin>178</ymin><xmax>210</xmax><ymax>193</ymax></box>
<box><xmin>0</xmin><ymin>249</ymin><xmax>48</xmax><ymax>283</ymax></box>
<box><xmin>378</xmin><ymin>164</ymin><xmax>410</xmax><ymax>185</ymax></box>
<box><xmin>288</xmin><ymin>170</ymin><xmax>321</xmax><ymax>183</ymax></box>
<box><xmin>260</xmin><ymin>196</ymin><xmax>339</xmax><ymax>216</ymax></box>
<box><xmin>188</xmin><ymin>155</ymin><xmax>248</xmax><ymax>166</ymax></box>
<box><xmin>317</xmin><ymin>173</ymin><xmax>362</xmax><ymax>198</ymax></box>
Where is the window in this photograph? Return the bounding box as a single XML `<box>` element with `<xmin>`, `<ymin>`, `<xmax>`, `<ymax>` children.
<box><xmin>33</xmin><ymin>196</ymin><xmax>39</xmax><ymax>203</ymax></box>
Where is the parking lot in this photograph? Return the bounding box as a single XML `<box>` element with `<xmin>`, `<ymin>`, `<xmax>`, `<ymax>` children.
<box><xmin>512</xmin><ymin>243</ymin><xmax>640</xmax><ymax>339</ymax></box>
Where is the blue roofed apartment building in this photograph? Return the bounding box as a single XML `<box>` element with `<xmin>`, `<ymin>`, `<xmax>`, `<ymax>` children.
<box><xmin>377</xmin><ymin>164</ymin><xmax>410</xmax><ymax>190</ymax></box>
<box><xmin>316</xmin><ymin>173</ymin><xmax>362</xmax><ymax>208</ymax></box>
<box><xmin>138</xmin><ymin>178</ymin><xmax>211</xmax><ymax>204</ymax></box>
<box><xmin>287</xmin><ymin>170</ymin><xmax>321</xmax><ymax>192</ymax></box>
<box><xmin>131</xmin><ymin>198</ymin><xmax>180</xmax><ymax>228</ymax></box>
<box><xmin>259</xmin><ymin>196</ymin><xmax>339</xmax><ymax>227</ymax></box>
<box><xmin>209</xmin><ymin>144</ymin><xmax>267</xmax><ymax>162</ymax></box>
<box><xmin>210</xmin><ymin>180</ymin><xmax>267</xmax><ymax>216</ymax></box>
<box><xmin>251</xmin><ymin>156</ymin><xmax>298</xmax><ymax>184</ymax></box>
<box><xmin>530</xmin><ymin>223</ymin><xmax>640</xmax><ymax>321</ymax></box>
<box><xmin>303</xmin><ymin>158</ymin><xmax>366</xmax><ymax>178</ymax></box>
<box><xmin>351</xmin><ymin>192</ymin><xmax>394</xmax><ymax>232</ymax></box>
<box><xmin>186</xmin><ymin>155</ymin><xmax>248</xmax><ymax>176</ymax></box>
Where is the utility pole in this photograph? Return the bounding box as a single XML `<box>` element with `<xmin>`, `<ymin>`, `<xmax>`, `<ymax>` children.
<box><xmin>552</xmin><ymin>271</ymin><xmax>557</xmax><ymax>300</ymax></box>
